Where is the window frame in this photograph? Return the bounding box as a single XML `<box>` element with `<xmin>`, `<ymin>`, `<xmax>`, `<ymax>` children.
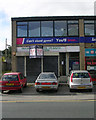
<box><xmin>16</xmin><ymin>19</ymin><xmax>80</xmax><ymax>38</ymax></box>
<box><xmin>16</xmin><ymin>22</ymin><xmax>28</xmax><ymax>38</ymax></box>
<box><xmin>67</xmin><ymin>20</ymin><xmax>79</xmax><ymax>37</ymax></box>
<box><xmin>28</xmin><ymin>21</ymin><xmax>41</xmax><ymax>37</ymax></box>
<box><xmin>84</xmin><ymin>20</ymin><xmax>95</xmax><ymax>37</ymax></box>
<box><xmin>41</xmin><ymin>21</ymin><xmax>54</xmax><ymax>37</ymax></box>
<box><xmin>54</xmin><ymin>20</ymin><xmax>67</xmax><ymax>37</ymax></box>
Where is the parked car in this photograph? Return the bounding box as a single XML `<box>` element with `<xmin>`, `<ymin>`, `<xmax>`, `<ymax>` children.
<box><xmin>67</xmin><ymin>70</ymin><xmax>93</xmax><ymax>92</ymax></box>
<box><xmin>35</xmin><ymin>72</ymin><xmax>58</xmax><ymax>92</ymax></box>
<box><xmin>0</xmin><ymin>72</ymin><xmax>27</xmax><ymax>93</ymax></box>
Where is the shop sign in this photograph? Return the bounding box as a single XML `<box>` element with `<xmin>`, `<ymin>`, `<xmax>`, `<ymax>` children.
<box><xmin>87</xmin><ymin>66</ymin><xmax>96</xmax><ymax>70</ymax></box>
<box><xmin>85</xmin><ymin>37</ymin><xmax>96</xmax><ymax>43</ymax></box>
<box><xmin>80</xmin><ymin>37</ymin><xmax>96</xmax><ymax>43</ymax></box>
<box><xmin>17</xmin><ymin>37</ymin><xmax>79</xmax><ymax>44</ymax></box>
<box><xmin>17</xmin><ymin>47</ymin><xmax>29</xmax><ymax>52</ymax></box>
<box><xmin>17</xmin><ymin>37</ymin><xmax>96</xmax><ymax>45</ymax></box>
<box><xmin>29</xmin><ymin>46</ymin><xmax>43</xmax><ymax>58</ymax></box>
<box><xmin>44</xmin><ymin>46</ymin><xmax>80</xmax><ymax>52</ymax></box>
<box><xmin>87</xmin><ymin>61</ymin><xmax>96</xmax><ymax>65</ymax></box>
<box><xmin>85</xmin><ymin>48</ymin><xmax>96</xmax><ymax>56</ymax></box>
<box><xmin>29</xmin><ymin>46</ymin><xmax>36</xmax><ymax>58</ymax></box>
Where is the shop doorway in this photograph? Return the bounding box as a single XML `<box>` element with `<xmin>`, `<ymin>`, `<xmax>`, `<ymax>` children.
<box><xmin>60</xmin><ymin>53</ymin><xmax>66</xmax><ymax>76</ymax></box>
<box><xmin>26</xmin><ymin>57</ymin><xmax>41</xmax><ymax>82</ymax></box>
<box><xmin>43</xmin><ymin>56</ymin><xmax>58</xmax><ymax>77</ymax></box>
<box><xmin>69</xmin><ymin>52</ymin><xmax>80</xmax><ymax>73</ymax></box>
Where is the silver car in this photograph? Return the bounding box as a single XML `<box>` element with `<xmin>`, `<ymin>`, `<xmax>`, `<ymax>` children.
<box><xmin>68</xmin><ymin>70</ymin><xmax>93</xmax><ymax>92</ymax></box>
<box><xmin>35</xmin><ymin>72</ymin><xmax>58</xmax><ymax>92</ymax></box>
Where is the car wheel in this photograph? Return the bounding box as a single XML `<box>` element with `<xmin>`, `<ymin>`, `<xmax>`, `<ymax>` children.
<box><xmin>18</xmin><ymin>86</ymin><xmax>23</xmax><ymax>93</ymax></box>
<box><xmin>1</xmin><ymin>90</ymin><xmax>4</xmax><ymax>93</ymax></box>
<box><xmin>36</xmin><ymin>89</ymin><xmax>39</xmax><ymax>92</ymax></box>
<box><xmin>55</xmin><ymin>89</ymin><xmax>58</xmax><ymax>92</ymax></box>
<box><xmin>88</xmin><ymin>89</ymin><xmax>92</xmax><ymax>92</ymax></box>
<box><xmin>70</xmin><ymin>89</ymin><xmax>74</xmax><ymax>92</ymax></box>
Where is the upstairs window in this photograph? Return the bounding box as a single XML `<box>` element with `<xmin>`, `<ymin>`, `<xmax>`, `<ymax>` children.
<box><xmin>84</xmin><ymin>20</ymin><xmax>95</xmax><ymax>36</ymax></box>
<box><xmin>68</xmin><ymin>20</ymin><xmax>79</xmax><ymax>36</ymax></box>
<box><xmin>17</xmin><ymin>22</ymin><xmax>28</xmax><ymax>37</ymax></box>
<box><xmin>29</xmin><ymin>21</ymin><xmax>40</xmax><ymax>37</ymax></box>
<box><xmin>41</xmin><ymin>21</ymin><xmax>53</xmax><ymax>37</ymax></box>
<box><xmin>54</xmin><ymin>21</ymin><xmax>67</xmax><ymax>36</ymax></box>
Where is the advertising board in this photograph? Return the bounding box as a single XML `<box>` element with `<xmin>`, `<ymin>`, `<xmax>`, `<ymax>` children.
<box><xmin>17</xmin><ymin>37</ymin><xmax>96</xmax><ymax>45</ymax></box>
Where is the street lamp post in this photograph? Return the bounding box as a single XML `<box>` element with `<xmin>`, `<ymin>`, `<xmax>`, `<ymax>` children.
<box><xmin>5</xmin><ymin>38</ymin><xmax>11</xmax><ymax>62</ymax></box>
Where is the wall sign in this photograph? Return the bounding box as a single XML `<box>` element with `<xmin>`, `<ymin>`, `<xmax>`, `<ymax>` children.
<box><xmin>85</xmin><ymin>48</ymin><xmax>96</xmax><ymax>56</ymax></box>
<box><xmin>17</xmin><ymin>47</ymin><xmax>29</xmax><ymax>52</ymax></box>
<box><xmin>44</xmin><ymin>46</ymin><xmax>80</xmax><ymax>52</ymax></box>
<box><xmin>17</xmin><ymin>37</ymin><xmax>79</xmax><ymax>44</ymax></box>
<box><xmin>29</xmin><ymin>46</ymin><xmax>43</xmax><ymax>58</ymax></box>
<box><xmin>17</xmin><ymin>37</ymin><xmax>96</xmax><ymax>45</ymax></box>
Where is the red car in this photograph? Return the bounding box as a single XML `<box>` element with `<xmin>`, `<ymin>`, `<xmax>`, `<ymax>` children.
<box><xmin>0</xmin><ymin>72</ymin><xmax>27</xmax><ymax>93</ymax></box>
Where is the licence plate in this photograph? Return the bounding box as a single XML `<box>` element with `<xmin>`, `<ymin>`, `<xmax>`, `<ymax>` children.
<box><xmin>78</xmin><ymin>86</ymin><xmax>85</xmax><ymax>89</ymax></box>
<box><xmin>6</xmin><ymin>83</ymin><xmax>14</xmax><ymax>86</ymax></box>
<box><xmin>42</xmin><ymin>87</ymin><xmax>50</xmax><ymax>89</ymax></box>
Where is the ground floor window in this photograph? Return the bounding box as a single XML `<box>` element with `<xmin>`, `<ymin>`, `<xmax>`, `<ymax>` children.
<box><xmin>85</xmin><ymin>57</ymin><xmax>96</xmax><ymax>82</ymax></box>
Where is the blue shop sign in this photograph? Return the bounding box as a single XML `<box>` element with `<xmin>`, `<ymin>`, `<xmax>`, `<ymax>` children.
<box><xmin>23</xmin><ymin>37</ymin><xmax>79</xmax><ymax>44</ymax></box>
<box><xmin>79</xmin><ymin>37</ymin><xmax>96</xmax><ymax>43</ymax></box>
<box><xmin>17</xmin><ymin>37</ymin><xmax>96</xmax><ymax>45</ymax></box>
<box><xmin>85</xmin><ymin>48</ymin><xmax>96</xmax><ymax>56</ymax></box>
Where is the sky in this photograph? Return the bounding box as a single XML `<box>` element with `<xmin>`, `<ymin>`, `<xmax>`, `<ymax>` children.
<box><xmin>0</xmin><ymin>0</ymin><xmax>95</xmax><ymax>50</ymax></box>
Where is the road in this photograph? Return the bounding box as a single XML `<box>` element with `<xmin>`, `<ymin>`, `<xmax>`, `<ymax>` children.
<box><xmin>0</xmin><ymin>84</ymin><xmax>96</xmax><ymax>119</ymax></box>
<box><xmin>2</xmin><ymin>99</ymin><xmax>95</xmax><ymax>118</ymax></box>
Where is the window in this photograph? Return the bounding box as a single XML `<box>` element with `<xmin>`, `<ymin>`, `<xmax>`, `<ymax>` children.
<box><xmin>17</xmin><ymin>22</ymin><xmax>28</xmax><ymax>37</ymax></box>
<box><xmin>73</xmin><ymin>73</ymin><xmax>90</xmax><ymax>78</ymax></box>
<box><xmin>41</xmin><ymin>21</ymin><xmax>53</xmax><ymax>37</ymax></box>
<box><xmin>68</xmin><ymin>20</ymin><xmax>79</xmax><ymax>36</ymax></box>
<box><xmin>2</xmin><ymin>75</ymin><xmax>19</xmax><ymax>81</ymax></box>
<box><xmin>19</xmin><ymin>73</ymin><xmax>24</xmax><ymax>80</ymax></box>
<box><xmin>54</xmin><ymin>21</ymin><xmax>67</xmax><ymax>36</ymax></box>
<box><xmin>84</xmin><ymin>20</ymin><xmax>95</xmax><ymax>36</ymax></box>
<box><xmin>39</xmin><ymin>73</ymin><xmax>56</xmax><ymax>79</ymax></box>
<box><xmin>29</xmin><ymin>22</ymin><xmax>40</xmax><ymax>37</ymax></box>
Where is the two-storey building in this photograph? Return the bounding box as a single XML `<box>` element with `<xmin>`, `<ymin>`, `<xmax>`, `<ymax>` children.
<box><xmin>11</xmin><ymin>16</ymin><xmax>96</xmax><ymax>82</ymax></box>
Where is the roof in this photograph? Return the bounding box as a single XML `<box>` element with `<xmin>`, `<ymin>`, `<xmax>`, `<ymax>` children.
<box><xmin>4</xmin><ymin>72</ymin><xmax>21</xmax><ymax>75</ymax></box>
<box><xmin>40</xmin><ymin>72</ymin><xmax>55</xmax><ymax>74</ymax></box>
<box><xmin>11</xmin><ymin>16</ymin><xmax>96</xmax><ymax>21</ymax></box>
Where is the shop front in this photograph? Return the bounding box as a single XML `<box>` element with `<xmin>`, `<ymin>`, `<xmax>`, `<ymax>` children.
<box><xmin>85</xmin><ymin>48</ymin><xmax>96</xmax><ymax>83</ymax></box>
<box><xmin>16</xmin><ymin>46</ymin><xmax>80</xmax><ymax>82</ymax></box>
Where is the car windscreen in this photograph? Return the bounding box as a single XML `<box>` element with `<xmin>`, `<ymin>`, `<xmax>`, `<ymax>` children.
<box><xmin>2</xmin><ymin>75</ymin><xmax>19</xmax><ymax>81</ymax></box>
<box><xmin>39</xmin><ymin>74</ymin><xmax>56</xmax><ymax>79</ymax></box>
<box><xmin>73</xmin><ymin>73</ymin><xmax>90</xmax><ymax>78</ymax></box>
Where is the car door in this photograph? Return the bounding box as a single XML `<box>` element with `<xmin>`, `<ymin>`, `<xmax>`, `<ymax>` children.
<box><xmin>19</xmin><ymin>73</ymin><xmax>26</xmax><ymax>87</ymax></box>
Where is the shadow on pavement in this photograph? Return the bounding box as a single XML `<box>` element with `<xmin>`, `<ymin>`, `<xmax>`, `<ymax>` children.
<box><xmin>1</xmin><ymin>84</ymin><xmax>96</xmax><ymax>96</ymax></box>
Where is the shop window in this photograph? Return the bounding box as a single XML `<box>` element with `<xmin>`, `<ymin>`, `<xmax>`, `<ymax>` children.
<box><xmin>54</xmin><ymin>21</ymin><xmax>67</xmax><ymax>36</ymax></box>
<box><xmin>84</xmin><ymin>20</ymin><xmax>95</xmax><ymax>36</ymax></box>
<box><xmin>68</xmin><ymin>20</ymin><xmax>79</xmax><ymax>36</ymax></box>
<box><xmin>17</xmin><ymin>22</ymin><xmax>28</xmax><ymax>37</ymax></box>
<box><xmin>41</xmin><ymin>21</ymin><xmax>53</xmax><ymax>37</ymax></box>
<box><xmin>29</xmin><ymin>21</ymin><xmax>40</xmax><ymax>37</ymax></box>
<box><xmin>85</xmin><ymin>58</ymin><xmax>96</xmax><ymax>81</ymax></box>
